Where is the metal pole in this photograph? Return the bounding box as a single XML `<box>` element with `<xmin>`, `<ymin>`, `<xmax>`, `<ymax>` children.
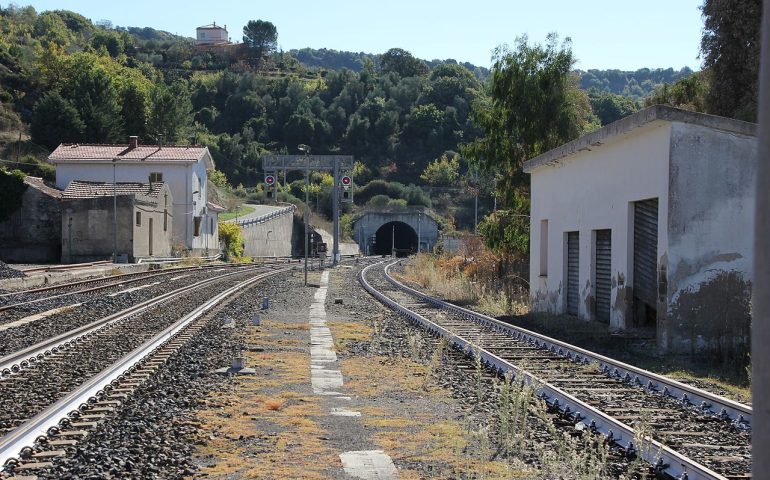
<box><xmin>493</xmin><ymin>176</ymin><xmax>498</xmax><ymax>212</ymax></box>
<box><xmin>391</xmin><ymin>224</ymin><xmax>395</xmax><ymax>258</ymax></box>
<box><xmin>474</xmin><ymin>168</ymin><xmax>479</xmax><ymax>233</ymax></box>
<box><xmin>418</xmin><ymin>212</ymin><xmax>421</xmax><ymax>253</ymax></box>
<box><xmin>332</xmin><ymin>157</ymin><xmax>340</xmax><ymax>266</ymax></box>
<box><xmin>112</xmin><ymin>160</ymin><xmax>117</xmax><ymax>263</ymax></box>
<box><xmin>753</xmin><ymin>1</ymin><xmax>770</xmax><ymax>477</ymax></box>
<box><xmin>304</xmin><ymin>153</ymin><xmax>309</xmax><ymax>286</ymax></box>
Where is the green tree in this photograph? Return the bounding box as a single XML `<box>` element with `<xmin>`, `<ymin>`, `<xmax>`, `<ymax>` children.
<box><xmin>30</xmin><ymin>91</ymin><xmax>86</xmax><ymax>149</ymax></box>
<box><xmin>588</xmin><ymin>90</ymin><xmax>640</xmax><ymax>125</ymax></box>
<box><xmin>380</xmin><ymin>48</ymin><xmax>429</xmax><ymax>78</ymax></box>
<box><xmin>700</xmin><ymin>0</ymin><xmax>762</xmax><ymax>121</ymax></box>
<box><xmin>0</xmin><ymin>169</ymin><xmax>28</xmax><ymax>222</ymax></box>
<box><xmin>121</xmin><ymin>81</ymin><xmax>149</xmax><ymax>138</ymax></box>
<box><xmin>242</xmin><ymin>20</ymin><xmax>278</xmax><ymax>61</ymax></box>
<box><xmin>147</xmin><ymin>81</ymin><xmax>193</xmax><ymax>143</ymax></box>
<box><xmin>644</xmin><ymin>73</ymin><xmax>707</xmax><ymax>112</ymax></box>
<box><xmin>71</xmin><ymin>68</ymin><xmax>125</xmax><ymax>143</ymax></box>
<box><xmin>420</xmin><ymin>153</ymin><xmax>460</xmax><ymax>186</ymax></box>
<box><xmin>477</xmin><ymin>192</ymin><xmax>530</xmax><ymax>257</ymax></box>
<box><xmin>462</xmin><ymin>34</ymin><xmax>592</xmax><ymax>205</ymax></box>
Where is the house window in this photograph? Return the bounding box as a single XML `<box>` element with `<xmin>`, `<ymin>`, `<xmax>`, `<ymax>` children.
<box><xmin>539</xmin><ymin>220</ymin><xmax>548</xmax><ymax>276</ymax></box>
<box><xmin>193</xmin><ymin>216</ymin><xmax>201</xmax><ymax>236</ymax></box>
<box><xmin>136</xmin><ymin>211</ymin><xmax>142</xmax><ymax>226</ymax></box>
<box><xmin>163</xmin><ymin>209</ymin><xmax>168</xmax><ymax>231</ymax></box>
<box><xmin>150</xmin><ymin>172</ymin><xmax>163</xmax><ymax>183</ymax></box>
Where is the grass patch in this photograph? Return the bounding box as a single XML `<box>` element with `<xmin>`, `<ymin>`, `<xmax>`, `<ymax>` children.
<box><xmin>219</xmin><ymin>204</ymin><xmax>256</xmax><ymax>221</ymax></box>
<box><xmin>400</xmin><ymin>253</ymin><xmax>528</xmax><ymax>316</ymax></box>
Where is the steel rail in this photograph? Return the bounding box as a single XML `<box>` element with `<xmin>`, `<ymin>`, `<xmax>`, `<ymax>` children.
<box><xmin>0</xmin><ymin>263</ymin><xmax>238</xmax><ymax>299</ymax></box>
<box><xmin>361</xmin><ymin>261</ymin><xmax>731</xmax><ymax>480</ymax></box>
<box><xmin>0</xmin><ymin>266</ymin><xmax>291</xmax><ymax>467</ymax></box>
<box><xmin>0</xmin><ymin>265</ymin><xmax>275</xmax><ymax>375</ymax></box>
<box><xmin>382</xmin><ymin>261</ymin><xmax>752</xmax><ymax>427</ymax></box>
<box><xmin>0</xmin><ymin>265</ymin><xmax>249</xmax><ymax>313</ymax></box>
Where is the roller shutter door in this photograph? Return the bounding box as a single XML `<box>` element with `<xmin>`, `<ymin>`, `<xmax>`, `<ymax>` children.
<box><xmin>633</xmin><ymin>199</ymin><xmax>659</xmax><ymax>312</ymax></box>
<box><xmin>566</xmin><ymin>232</ymin><xmax>579</xmax><ymax>316</ymax></box>
<box><xmin>595</xmin><ymin>230</ymin><xmax>611</xmax><ymax>323</ymax></box>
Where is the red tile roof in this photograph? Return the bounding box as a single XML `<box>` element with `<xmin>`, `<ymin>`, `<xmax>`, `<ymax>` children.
<box><xmin>24</xmin><ymin>176</ymin><xmax>63</xmax><ymax>199</ymax></box>
<box><xmin>207</xmin><ymin>201</ymin><xmax>226</xmax><ymax>212</ymax></box>
<box><xmin>63</xmin><ymin>180</ymin><xmax>165</xmax><ymax>199</ymax></box>
<box><xmin>50</xmin><ymin>143</ymin><xmax>208</xmax><ymax>163</ymax></box>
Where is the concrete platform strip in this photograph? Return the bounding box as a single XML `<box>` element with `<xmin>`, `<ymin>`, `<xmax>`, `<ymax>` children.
<box><xmin>339</xmin><ymin>450</ymin><xmax>398</xmax><ymax>479</ymax></box>
<box><xmin>0</xmin><ymin>304</ymin><xmax>82</xmax><ymax>332</ymax></box>
<box><xmin>309</xmin><ymin>271</ymin><xmax>344</xmax><ymax>394</ymax></box>
<box><xmin>107</xmin><ymin>282</ymin><xmax>162</xmax><ymax>297</ymax></box>
<box><xmin>308</xmin><ymin>271</ymin><xmax>397</xmax><ymax>479</ymax></box>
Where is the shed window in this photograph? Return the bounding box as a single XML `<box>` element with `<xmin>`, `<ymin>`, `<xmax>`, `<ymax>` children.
<box><xmin>136</xmin><ymin>211</ymin><xmax>141</xmax><ymax>226</ymax></box>
<box><xmin>163</xmin><ymin>209</ymin><xmax>168</xmax><ymax>231</ymax></box>
<box><xmin>193</xmin><ymin>216</ymin><xmax>201</xmax><ymax>236</ymax></box>
<box><xmin>210</xmin><ymin>217</ymin><xmax>213</xmax><ymax>232</ymax></box>
<box><xmin>539</xmin><ymin>220</ymin><xmax>548</xmax><ymax>276</ymax></box>
<box><xmin>150</xmin><ymin>172</ymin><xmax>163</xmax><ymax>183</ymax></box>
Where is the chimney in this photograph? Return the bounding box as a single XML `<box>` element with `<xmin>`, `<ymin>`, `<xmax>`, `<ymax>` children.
<box><xmin>128</xmin><ymin>136</ymin><xmax>138</xmax><ymax>149</ymax></box>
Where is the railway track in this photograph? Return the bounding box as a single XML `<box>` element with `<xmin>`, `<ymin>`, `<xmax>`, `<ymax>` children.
<box><xmin>361</xmin><ymin>260</ymin><xmax>752</xmax><ymax>480</ymax></box>
<box><xmin>0</xmin><ymin>260</ymin><xmax>291</xmax><ymax>309</ymax></box>
<box><xmin>0</xmin><ymin>264</ymin><xmax>292</xmax><ymax>475</ymax></box>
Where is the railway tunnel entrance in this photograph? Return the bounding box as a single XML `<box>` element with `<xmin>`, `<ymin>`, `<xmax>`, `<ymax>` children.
<box><xmin>373</xmin><ymin>221</ymin><xmax>418</xmax><ymax>256</ymax></box>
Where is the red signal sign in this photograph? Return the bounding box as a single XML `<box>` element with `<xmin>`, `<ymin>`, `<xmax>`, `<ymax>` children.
<box><xmin>265</xmin><ymin>175</ymin><xmax>275</xmax><ymax>185</ymax></box>
<box><xmin>341</xmin><ymin>176</ymin><xmax>351</xmax><ymax>188</ymax></box>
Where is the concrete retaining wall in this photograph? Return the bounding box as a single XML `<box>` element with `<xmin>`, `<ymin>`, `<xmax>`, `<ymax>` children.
<box><xmin>241</xmin><ymin>208</ymin><xmax>295</xmax><ymax>258</ymax></box>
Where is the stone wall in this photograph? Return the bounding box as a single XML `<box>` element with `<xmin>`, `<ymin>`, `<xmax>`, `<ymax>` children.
<box><xmin>0</xmin><ymin>182</ymin><xmax>62</xmax><ymax>263</ymax></box>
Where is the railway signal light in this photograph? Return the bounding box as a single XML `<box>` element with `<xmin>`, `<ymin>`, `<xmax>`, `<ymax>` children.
<box><xmin>265</xmin><ymin>174</ymin><xmax>276</xmax><ymax>199</ymax></box>
<box><xmin>340</xmin><ymin>175</ymin><xmax>352</xmax><ymax>202</ymax></box>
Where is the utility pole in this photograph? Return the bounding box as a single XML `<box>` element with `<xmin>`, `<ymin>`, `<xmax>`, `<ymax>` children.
<box><xmin>112</xmin><ymin>159</ymin><xmax>117</xmax><ymax>263</ymax></box>
<box><xmin>753</xmin><ymin>1</ymin><xmax>770</xmax><ymax>477</ymax></box>
<box><xmin>474</xmin><ymin>168</ymin><xmax>479</xmax><ymax>233</ymax></box>
<box><xmin>391</xmin><ymin>224</ymin><xmax>395</xmax><ymax>258</ymax></box>
<box><xmin>417</xmin><ymin>212</ymin><xmax>422</xmax><ymax>253</ymax></box>
<box><xmin>299</xmin><ymin>144</ymin><xmax>310</xmax><ymax>286</ymax></box>
<box><xmin>332</xmin><ymin>156</ymin><xmax>340</xmax><ymax>266</ymax></box>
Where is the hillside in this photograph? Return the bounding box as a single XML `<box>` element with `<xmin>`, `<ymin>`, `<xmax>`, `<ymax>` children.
<box><xmin>0</xmin><ymin>4</ymin><xmax>702</xmax><ymax>232</ymax></box>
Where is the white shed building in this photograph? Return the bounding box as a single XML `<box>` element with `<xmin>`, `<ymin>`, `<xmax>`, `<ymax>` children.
<box><xmin>525</xmin><ymin>106</ymin><xmax>757</xmax><ymax>353</ymax></box>
<box><xmin>50</xmin><ymin>137</ymin><xmax>220</xmax><ymax>256</ymax></box>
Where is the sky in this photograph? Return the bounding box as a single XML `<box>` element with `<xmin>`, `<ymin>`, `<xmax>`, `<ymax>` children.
<box><xmin>16</xmin><ymin>0</ymin><xmax>705</xmax><ymax>71</ymax></box>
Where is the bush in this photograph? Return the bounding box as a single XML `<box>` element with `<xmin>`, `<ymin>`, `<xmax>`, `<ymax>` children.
<box><xmin>0</xmin><ymin>169</ymin><xmax>28</xmax><ymax>222</ymax></box>
<box><xmin>218</xmin><ymin>221</ymin><xmax>244</xmax><ymax>260</ymax></box>
<box><xmin>368</xmin><ymin>194</ymin><xmax>391</xmax><ymax>206</ymax></box>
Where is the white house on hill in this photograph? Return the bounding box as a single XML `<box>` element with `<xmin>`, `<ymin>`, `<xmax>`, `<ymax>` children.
<box><xmin>49</xmin><ymin>136</ymin><xmax>221</xmax><ymax>255</ymax></box>
<box><xmin>525</xmin><ymin>105</ymin><xmax>757</xmax><ymax>354</ymax></box>
<box><xmin>196</xmin><ymin>22</ymin><xmax>229</xmax><ymax>45</ymax></box>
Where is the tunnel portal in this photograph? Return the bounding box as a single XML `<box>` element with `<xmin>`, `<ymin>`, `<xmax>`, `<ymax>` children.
<box><xmin>373</xmin><ymin>221</ymin><xmax>418</xmax><ymax>256</ymax></box>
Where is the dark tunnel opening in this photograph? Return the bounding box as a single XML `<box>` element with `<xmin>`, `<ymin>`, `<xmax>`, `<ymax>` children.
<box><xmin>373</xmin><ymin>221</ymin><xmax>418</xmax><ymax>256</ymax></box>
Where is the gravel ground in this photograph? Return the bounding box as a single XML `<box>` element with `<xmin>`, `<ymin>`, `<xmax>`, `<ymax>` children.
<box><xmin>0</xmin><ymin>267</ymin><xmax>259</xmax><ymax>355</ymax></box>
<box><xmin>19</xmin><ymin>270</ymin><xmax>293</xmax><ymax>480</ymax></box>
<box><xmin>0</xmin><ymin>261</ymin><xmax>25</xmax><ymax>279</ymax></box>
<box><xmin>1</xmin><ymin>261</ymin><xmax>640</xmax><ymax>479</ymax></box>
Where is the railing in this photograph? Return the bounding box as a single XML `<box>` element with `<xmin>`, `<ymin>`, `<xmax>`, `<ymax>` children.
<box><xmin>235</xmin><ymin>204</ymin><xmax>296</xmax><ymax>228</ymax></box>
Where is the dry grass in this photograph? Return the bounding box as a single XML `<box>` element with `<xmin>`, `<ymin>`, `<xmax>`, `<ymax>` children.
<box><xmin>400</xmin><ymin>253</ymin><xmax>528</xmax><ymax>316</ymax></box>
<box><xmin>264</xmin><ymin>399</ymin><xmax>284</xmax><ymax>411</ymax></box>
<box><xmin>194</xmin><ymin>317</ymin><xmax>340</xmax><ymax>479</ymax></box>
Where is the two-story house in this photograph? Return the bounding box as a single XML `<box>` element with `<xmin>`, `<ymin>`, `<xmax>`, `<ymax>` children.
<box><xmin>50</xmin><ymin>136</ymin><xmax>221</xmax><ymax>255</ymax></box>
